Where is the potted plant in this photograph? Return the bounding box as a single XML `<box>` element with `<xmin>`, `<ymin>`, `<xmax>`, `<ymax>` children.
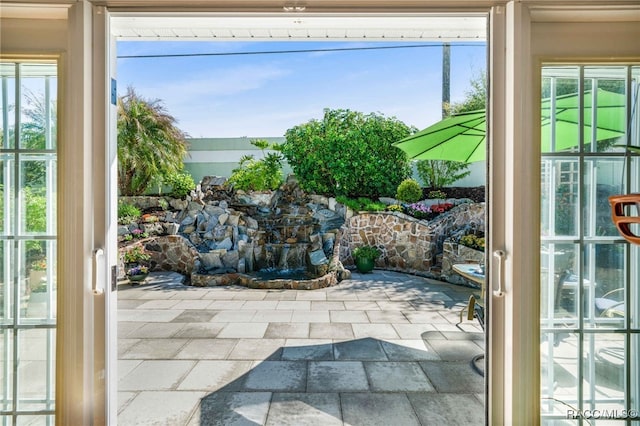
<box><xmin>122</xmin><ymin>246</ymin><xmax>151</xmax><ymax>284</ymax></box>
<box><xmin>126</xmin><ymin>264</ymin><xmax>149</xmax><ymax>283</ymax></box>
<box><xmin>352</xmin><ymin>245</ymin><xmax>381</xmax><ymax>273</ymax></box>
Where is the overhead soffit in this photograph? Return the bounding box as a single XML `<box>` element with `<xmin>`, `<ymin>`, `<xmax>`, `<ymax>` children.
<box><xmin>0</xmin><ymin>4</ymin><xmax>69</xmax><ymax>19</ymax></box>
<box><xmin>110</xmin><ymin>14</ymin><xmax>488</xmax><ymax>41</ymax></box>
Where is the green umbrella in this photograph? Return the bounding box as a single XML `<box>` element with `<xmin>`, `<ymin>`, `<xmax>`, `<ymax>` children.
<box><xmin>395</xmin><ymin>89</ymin><xmax>627</xmax><ymax>163</ymax></box>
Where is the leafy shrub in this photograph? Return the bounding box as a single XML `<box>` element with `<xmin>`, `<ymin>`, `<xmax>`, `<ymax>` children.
<box><xmin>228</xmin><ymin>140</ymin><xmax>284</xmax><ymax>191</ymax></box>
<box><xmin>352</xmin><ymin>245</ymin><xmax>381</xmax><ymax>261</ymax></box>
<box><xmin>386</xmin><ymin>204</ymin><xmax>404</xmax><ymax>212</ymax></box>
<box><xmin>118</xmin><ymin>202</ymin><xmax>141</xmax><ymax>225</ymax></box>
<box><xmin>282</xmin><ymin>109</ymin><xmax>412</xmax><ymax>198</ymax></box>
<box><xmin>459</xmin><ymin>234</ymin><xmax>485</xmax><ymax>251</ymax></box>
<box><xmin>416</xmin><ymin>160</ymin><xmax>471</xmax><ymax>189</ymax></box>
<box><xmin>396</xmin><ymin>179</ymin><xmax>422</xmax><ymax>203</ymax></box>
<box><xmin>164</xmin><ymin>171</ymin><xmax>195</xmax><ymax>198</ymax></box>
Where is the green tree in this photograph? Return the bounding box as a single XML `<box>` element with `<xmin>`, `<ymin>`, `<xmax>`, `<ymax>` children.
<box><xmin>416</xmin><ymin>160</ymin><xmax>471</xmax><ymax>188</ymax></box>
<box><xmin>448</xmin><ymin>71</ymin><xmax>486</xmax><ymax>115</ymax></box>
<box><xmin>282</xmin><ymin>109</ymin><xmax>412</xmax><ymax>198</ymax></box>
<box><xmin>117</xmin><ymin>87</ymin><xmax>189</xmax><ymax>195</ymax></box>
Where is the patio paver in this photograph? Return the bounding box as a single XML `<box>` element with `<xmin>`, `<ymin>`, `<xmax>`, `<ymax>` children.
<box><xmin>118</xmin><ymin>270</ymin><xmax>485</xmax><ymax>425</ymax></box>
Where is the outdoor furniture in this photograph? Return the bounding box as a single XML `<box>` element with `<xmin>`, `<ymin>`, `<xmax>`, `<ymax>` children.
<box><xmin>453</xmin><ymin>263</ymin><xmax>486</xmax><ymax>376</ymax></box>
<box><xmin>554</xmin><ymin>270</ymin><xmax>597</xmax><ymax>316</ymax></box>
<box><xmin>595</xmin><ymin>287</ymin><xmax>625</xmax><ymax>318</ymax></box>
<box><xmin>453</xmin><ymin>263</ymin><xmax>485</xmax><ymax>325</ymax></box>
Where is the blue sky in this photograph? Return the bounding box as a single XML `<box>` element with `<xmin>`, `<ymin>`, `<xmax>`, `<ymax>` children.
<box><xmin>116</xmin><ymin>41</ymin><xmax>486</xmax><ymax>138</ymax></box>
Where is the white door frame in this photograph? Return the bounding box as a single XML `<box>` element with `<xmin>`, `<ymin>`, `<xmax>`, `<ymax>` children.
<box><xmin>3</xmin><ymin>1</ymin><xmax>636</xmax><ymax>424</ymax></box>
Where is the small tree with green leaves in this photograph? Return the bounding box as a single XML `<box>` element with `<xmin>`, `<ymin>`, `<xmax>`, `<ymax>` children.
<box><xmin>227</xmin><ymin>139</ymin><xmax>284</xmax><ymax>191</ymax></box>
<box><xmin>282</xmin><ymin>109</ymin><xmax>412</xmax><ymax>198</ymax></box>
<box><xmin>416</xmin><ymin>160</ymin><xmax>471</xmax><ymax>188</ymax></box>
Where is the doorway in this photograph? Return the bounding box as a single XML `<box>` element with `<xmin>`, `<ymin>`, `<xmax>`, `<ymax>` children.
<box><xmin>111</xmin><ymin>11</ymin><xmax>486</xmax><ymax>420</ymax></box>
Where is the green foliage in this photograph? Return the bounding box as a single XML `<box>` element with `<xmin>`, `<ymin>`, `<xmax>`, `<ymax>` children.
<box><xmin>416</xmin><ymin>160</ymin><xmax>471</xmax><ymax>189</ymax></box>
<box><xmin>157</xmin><ymin>197</ymin><xmax>169</xmax><ymax>210</ymax></box>
<box><xmin>118</xmin><ymin>202</ymin><xmax>141</xmax><ymax>225</ymax></box>
<box><xmin>164</xmin><ymin>171</ymin><xmax>195</xmax><ymax>198</ymax></box>
<box><xmin>395</xmin><ymin>179</ymin><xmax>423</xmax><ymax>203</ymax></box>
<box><xmin>448</xmin><ymin>71</ymin><xmax>486</xmax><ymax>115</ymax></box>
<box><xmin>336</xmin><ymin>196</ymin><xmax>386</xmax><ymax>212</ymax></box>
<box><xmin>282</xmin><ymin>109</ymin><xmax>412</xmax><ymax>198</ymax></box>
<box><xmin>386</xmin><ymin>204</ymin><xmax>404</xmax><ymax>212</ymax></box>
<box><xmin>428</xmin><ymin>190</ymin><xmax>447</xmax><ymax>200</ymax></box>
<box><xmin>459</xmin><ymin>234</ymin><xmax>485</xmax><ymax>251</ymax></box>
<box><xmin>352</xmin><ymin>245</ymin><xmax>381</xmax><ymax>261</ymax></box>
<box><xmin>24</xmin><ymin>187</ymin><xmax>46</xmax><ymax>232</ymax></box>
<box><xmin>228</xmin><ymin>141</ymin><xmax>284</xmax><ymax>191</ymax></box>
<box><xmin>118</xmin><ymin>87</ymin><xmax>189</xmax><ymax>196</ymax></box>
<box><xmin>123</xmin><ymin>245</ymin><xmax>150</xmax><ymax>264</ymax></box>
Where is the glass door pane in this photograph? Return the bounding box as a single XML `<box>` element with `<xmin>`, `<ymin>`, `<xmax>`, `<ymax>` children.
<box><xmin>541</xmin><ymin>65</ymin><xmax>640</xmax><ymax>424</ymax></box>
<box><xmin>0</xmin><ymin>61</ymin><xmax>57</xmax><ymax>426</ymax></box>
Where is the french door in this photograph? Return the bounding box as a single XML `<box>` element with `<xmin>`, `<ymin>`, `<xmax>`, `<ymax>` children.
<box><xmin>0</xmin><ymin>60</ymin><xmax>58</xmax><ymax>426</ymax></box>
<box><xmin>540</xmin><ymin>65</ymin><xmax>640</xmax><ymax>423</ymax></box>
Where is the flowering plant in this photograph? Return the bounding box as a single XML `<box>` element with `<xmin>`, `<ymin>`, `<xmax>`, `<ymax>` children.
<box><xmin>405</xmin><ymin>202</ymin><xmax>432</xmax><ymax>220</ymax></box>
<box><xmin>126</xmin><ymin>265</ymin><xmax>149</xmax><ymax>276</ymax></box>
<box><xmin>123</xmin><ymin>246</ymin><xmax>150</xmax><ymax>264</ymax></box>
<box><xmin>31</xmin><ymin>259</ymin><xmax>47</xmax><ymax>271</ymax></box>
<box><xmin>405</xmin><ymin>202</ymin><xmax>455</xmax><ymax>220</ymax></box>
<box><xmin>430</xmin><ymin>202</ymin><xmax>454</xmax><ymax>214</ymax></box>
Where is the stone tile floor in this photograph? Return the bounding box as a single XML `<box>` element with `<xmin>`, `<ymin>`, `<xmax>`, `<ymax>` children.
<box><xmin>118</xmin><ymin>270</ymin><xmax>485</xmax><ymax>426</ymax></box>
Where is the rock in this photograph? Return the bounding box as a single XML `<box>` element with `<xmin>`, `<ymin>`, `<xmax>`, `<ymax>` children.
<box><xmin>218</xmin><ymin>213</ymin><xmax>229</xmax><ymax>225</ymax></box>
<box><xmin>323</xmin><ymin>238</ymin><xmax>335</xmax><ymax>257</ymax></box>
<box><xmin>117</xmin><ymin>226</ymin><xmax>130</xmax><ymax>236</ymax></box>
<box><xmin>236</xmin><ymin>191</ymin><xmax>276</xmax><ymax>207</ymax></box>
<box><xmin>180</xmin><ymin>216</ymin><xmax>195</xmax><ymax>226</ymax></box>
<box><xmin>379</xmin><ymin>197</ymin><xmax>401</xmax><ymax>205</ymax></box>
<box><xmin>200</xmin><ymin>252</ymin><xmax>223</xmax><ymax>270</ymax></box>
<box><xmin>309</xmin><ymin>249</ymin><xmax>329</xmax><ymax>266</ymax></box>
<box><xmin>243</xmin><ymin>216</ymin><xmax>259</xmax><ymax>229</ymax></box>
<box><xmin>222</xmin><ymin>250</ymin><xmax>239</xmax><ymax>269</ymax></box>
<box><xmin>310</xmin><ymin>233</ymin><xmax>323</xmax><ymax>251</ymax></box>
<box><xmin>200</xmin><ymin>176</ymin><xmax>227</xmax><ymax>191</ymax></box>
<box><xmin>205</xmin><ymin>205</ymin><xmax>225</xmax><ymax>217</ymax></box>
<box><xmin>219</xmin><ymin>200</ymin><xmax>228</xmax><ymax>209</ymax></box>
<box><xmin>237</xmin><ymin>258</ymin><xmax>246</xmax><ymax>273</ymax></box>
<box><xmin>312</xmin><ymin>208</ymin><xmax>345</xmax><ymax>233</ymax></box>
<box><xmin>216</xmin><ymin>237</ymin><xmax>233</xmax><ymax>251</ymax></box>
<box><xmin>142</xmin><ymin>222</ymin><xmax>163</xmax><ymax>235</ymax></box>
<box><xmin>203</xmin><ymin>231</ymin><xmax>214</xmax><ymax>240</ymax></box>
<box><xmin>170</xmin><ymin>198</ymin><xmax>189</xmax><ymax>211</ymax></box>
<box><xmin>182</xmin><ymin>225</ymin><xmax>196</xmax><ymax>234</ymax></box>
<box><xmin>227</xmin><ymin>214</ymin><xmax>240</xmax><ymax>227</ymax></box>
<box><xmin>164</xmin><ymin>223</ymin><xmax>179</xmax><ymax>235</ymax></box>
<box><xmin>187</xmin><ymin>201</ymin><xmax>204</xmax><ymax>211</ymax></box>
<box><xmin>189</xmin><ymin>232</ymin><xmax>202</xmax><ymax>245</ymax></box>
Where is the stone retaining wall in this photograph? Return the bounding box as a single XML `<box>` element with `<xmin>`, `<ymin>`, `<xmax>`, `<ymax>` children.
<box><xmin>339</xmin><ymin>203</ymin><xmax>485</xmax><ymax>278</ymax></box>
<box><xmin>119</xmin><ymin>190</ymin><xmax>485</xmax><ymax>285</ymax></box>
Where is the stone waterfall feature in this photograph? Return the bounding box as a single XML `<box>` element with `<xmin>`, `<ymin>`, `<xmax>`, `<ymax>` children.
<box><xmin>185</xmin><ymin>176</ymin><xmax>349</xmax><ymax>289</ymax></box>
